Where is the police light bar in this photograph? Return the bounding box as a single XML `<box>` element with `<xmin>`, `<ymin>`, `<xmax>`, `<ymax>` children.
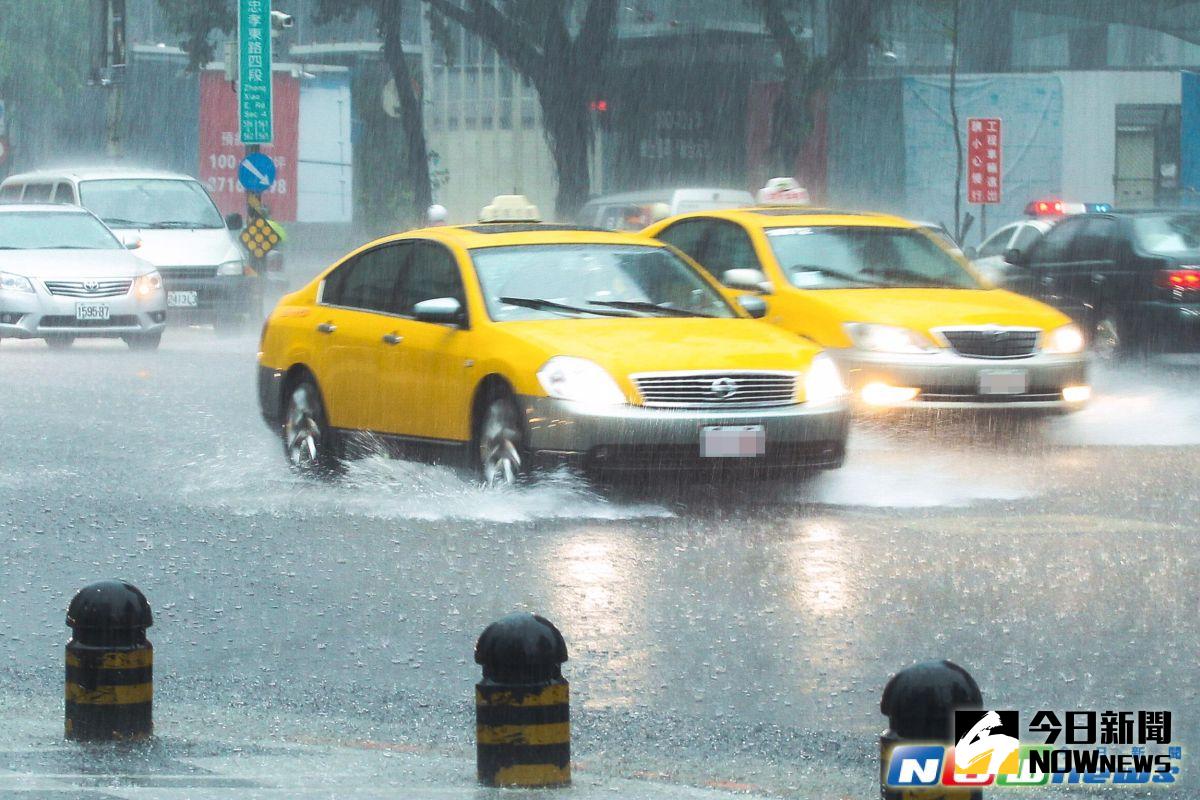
<box><xmin>1025</xmin><ymin>198</ymin><xmax>1109</xmax><ymax>217</ymax></box>
<box><xmin>757</xmin><ymin>177</ymin><xmax>811</xmax><ymax>206</ymax></box>
<box><xmin>1084</xmin><ymin>202</ymin><xmax>1113</xmax><ymax>213</ymax></box>
<box><xmin>480</xmin><ymin>195</ymin><xmax>541</xmax><ymax>223</ymax></box>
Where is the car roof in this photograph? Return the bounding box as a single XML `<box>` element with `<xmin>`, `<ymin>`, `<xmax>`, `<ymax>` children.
<box><xmin>371</xmin><ymin>223</ymin><xmax>672</xmax><ymax>250</ymax></box>
<box><xmin>584</xmin><ymin>188</ymin><xmax>754</xmax><ymax>205</ymax></box>
<box><xmin>2</xmin><ymin>166</ymin><xmax>198</xmax><ymax>183</ymax></box>
<box><xmin>0</xmin><ymin>203</ymin><xmax>92</xmax><ymax>215</ymax></box>
<box><xmin>661</xmin><ymin>206</ymin><xmax>920</xmax><ymax>229</ymax></box>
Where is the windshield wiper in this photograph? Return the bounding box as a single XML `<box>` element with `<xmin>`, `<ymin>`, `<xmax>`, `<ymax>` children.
<box><xmin>101</xmin><ymin>217</ymin><xmax>142</xmax><ymax>227</ymax></box>
<box><xmin>32</xmin><ymin>245</ymin><xmax>93</xmax><ymax>250</ymax></box>
<box><xmin>588</xmin><ymin>299</ymin><xmax>713</xmax><ymax>318</ymax></box>
<box><xmin>863</xmin><ymin>268</ymin><xmax>969</xmax><ymax>289</ymax></box>
<box><xmin>498</xmin><ymin>296</ymin><xmax>634</xmax><ymax>318</ymax></box>
<box><xmin>788</xmin><ymin>264</ymin><xmax>888</xmax><ymax>287</ymax></box>
<box><xmin>145</xmin><ymin>221</ymin><xmax>217</xmax><ymax>229</ymax></box>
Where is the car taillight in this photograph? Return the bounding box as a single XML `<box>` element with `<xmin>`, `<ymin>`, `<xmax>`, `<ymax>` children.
<box><xmin>1155</xmin><ymin>269</ymin><xmax>1200</xmax><ymax>290</ymax></box>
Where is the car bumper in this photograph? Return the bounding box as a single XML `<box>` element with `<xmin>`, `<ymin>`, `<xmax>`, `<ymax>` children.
<box><xmin>0</xmin><ymin>288</ymin><xmax>167</xmax><ymax>339</ymax></box>
<box><xmin>259</xmin><ymin>365</ymin><xmax>286</xmax><ymax>428</ymax></box>
<box><xmin>161</xmin><ymin>273</ymin><xmax>260</xmax><ymax>321</ymax></box>
<box><xmin>520</xmin><ymin>395</ymin><xmax>851</xmax><ymax>474</ymax></box>
<box><xmin>831</xmin><ymin>348</ymin><xmax>1090</xmax><ymax>411</ymax></box>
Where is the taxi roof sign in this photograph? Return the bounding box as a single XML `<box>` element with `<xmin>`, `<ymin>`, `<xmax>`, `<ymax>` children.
<box><xmin>480</xmin><ymin>195</ymin><xmax>541</xmax><ymax>223</ymax></box>
<box><xmin>756</xmin><ymin>177</ymin><xmax>811</xmax><ymax>206</ymax></box>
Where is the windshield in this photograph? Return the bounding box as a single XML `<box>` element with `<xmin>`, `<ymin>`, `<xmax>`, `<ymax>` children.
<box><xmin>766</xmin><ymin>226</ymin><xmax>981</xmax><ymax>289</ymax></box>
<box><xmin>78</xmin><ymin>179</ymin><xmax>225</xmax><ymax>229</ymax></box>
<box><xmin>471</xmin><ymin>244</ymin><xmax>737</xmax><ymax>320</ymax></box>
<box><xmin>0</xmin><ymin>212</ymin><xmax>121</xmax><ymax>250</ymax></box>
<box><xmin>1132</xmin><ymin>213</ymin><xmax>1200</xmax><ymax>256</ymax></box>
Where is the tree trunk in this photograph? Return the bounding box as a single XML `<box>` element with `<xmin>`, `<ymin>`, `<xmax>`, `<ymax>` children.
<box><xmin>379</xmin><ymin>0</ymin><xmax>432</xmax><ymax>225</ymax></box>
<box><xmin>538</xmin><ymin>84</ymin><xmax>592</xmax><ymax>220</ymax></box>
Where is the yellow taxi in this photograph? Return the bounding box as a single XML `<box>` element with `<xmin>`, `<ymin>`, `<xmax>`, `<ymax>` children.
<box><xmin>644</xmin><ymin>207</ymin><xmax>1091</xmax><ymax>411</ymax></box>
<box><xmin>257</xmin><ymin>197</ymin><xmax>850</xmax><ymax>484</ymax></box>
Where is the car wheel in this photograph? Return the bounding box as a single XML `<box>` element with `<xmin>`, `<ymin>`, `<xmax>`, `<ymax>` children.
<box><xmin>1092</xmin><ymin>315</ymin><xmax>1130</xmax><ymax>361</ymax></box>
<box><xmin>123</xmin><ymin>332</ymin><xmax>163</xmax><ymax>351</ymax></box>
<box><xmin>476</xmin><ymin>395</ymin><xmax>528</xmax><ymax>487</ymax></box>
<box><xmin>44</xmin><ymin>335</ymin><xmax>75</xmax><ymax>350</ymax></box>
<box><xmin>282</xmin><ymin>378</ymin><xmax>340</xmax><ymax>475</ymax></box>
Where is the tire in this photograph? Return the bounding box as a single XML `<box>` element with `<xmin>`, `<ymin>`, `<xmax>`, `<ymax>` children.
<box><xmin>123</xmin><ymin>332</ymin><xmax>163</xmax><ymax>351</ymax></box>
<box><xmin>1091</xmin><ymin>314</ymin><xmax>1135</xmax><ymax>362</ymax></box>
<box><xmin>474</xmin><ymin>393</ymin><xmax>529</xmax><ymax>487</ymax></box>
<box><xmin>281</xmin><ymin>377</ymin><xmax>341</xmax><ymax>476</ymax></box>
<box><xmin>44</xmin><ymin>335</ymin><xmax>75</xmax><ymax>350</ymax></box>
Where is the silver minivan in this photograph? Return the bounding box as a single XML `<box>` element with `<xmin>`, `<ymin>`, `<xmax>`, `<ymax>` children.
<box><xmin>1</xmin><ymin>168</ymin><xmax>256</xmax><ymax>331</ymax></box>
<box><xmin>578</xmin><ymin>188</ymin><xmax>754</xmax><ymax>231</ymax></box>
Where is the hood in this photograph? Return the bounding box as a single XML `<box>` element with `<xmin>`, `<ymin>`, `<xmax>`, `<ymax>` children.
<box><xmin>0</xmin><ymin>249</ymin><xmax>155</xmax><ymax>279</ymax></box>
<box><xmin>497</xmin><ymin>317</ymin><xmax>822</xmax><ymax>378</ymax></box>
<box><xmin>120</xmin><ymin>227</ymin><xmax>242</xmax><ymax>268</ymax></box>
<box><xmin>804</xmin><ymin>288</ymin><xmax>1072</xmax><ymax>336</ymax></box>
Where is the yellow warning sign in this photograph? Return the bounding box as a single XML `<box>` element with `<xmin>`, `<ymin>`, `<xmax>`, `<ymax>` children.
<box><xmin>240</xmin><ymin>217</ymin><xmax>280</xmax><ymax>258</ymax></box>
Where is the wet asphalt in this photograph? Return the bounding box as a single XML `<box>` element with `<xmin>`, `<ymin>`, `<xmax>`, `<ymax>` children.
<box><xmin>0</xmin><ymin>329</ymin><xmax>1197</xmax><ymax>797</ymax></box>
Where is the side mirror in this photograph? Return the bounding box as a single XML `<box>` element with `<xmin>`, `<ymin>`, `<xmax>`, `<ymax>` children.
<box><xmin>122</xmin><ymin>235</ymin><xmax>143</xmax><ymax>250</ymax></box>
<box><xmin>413</xmin><ymin>297</ymin><xmax>464</xmax><ymax>325</ymax></box>
<box><xmin>962</xmin><ymin>245</ymin><xmax>977</xmax><ymax>260</ymax></box>
<box><xmin>737</xmin><ymin>295</ymin><xmax>768</xmax><ymax>319</ymax></box>
<box><xmin>1003</xmin><ymin>247</ymin><xmax>1028</xmax><ymax>267</ymax></box>
<box><xmin>225</xmin><ymin>212</ymin><xmax>244</xmax><ymax>231</ymax></box>
<box><xmin>722</xmin><ymin>268</ymin><xmax>773</xmax><ymax>294</ymax></box>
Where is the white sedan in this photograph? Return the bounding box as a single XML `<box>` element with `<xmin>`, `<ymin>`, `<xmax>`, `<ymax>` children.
<box><xmin>966</xmin><ymin>218</ymin><xmax>1055</xmax><ymax>289</ymax></box>
<box><xmin>0</xmin><ymin>204</ymin><xmax>166</xmax><ymax>349</ymax></box>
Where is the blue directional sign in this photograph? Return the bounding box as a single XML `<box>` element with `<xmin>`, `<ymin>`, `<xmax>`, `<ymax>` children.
<box><xmin>238</xmin><ymin>152</ymin><xmax>277</xmax><ymax>193</ymax></box>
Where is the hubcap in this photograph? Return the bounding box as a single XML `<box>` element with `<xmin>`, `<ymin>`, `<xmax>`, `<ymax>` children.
<box><xmin>1094</xmin><ymin>318</ymin><xmax>1120</xmax><ymax>361</ymax></box>
<box><xmin>284</xmin><ymin>385</ymin><xmax>322</xmax><ymax>469</ymax></box>
<box><xmin>479</xmin><ymin>402</ymin><xmax>523</xmax><ymax>487</ymax></box>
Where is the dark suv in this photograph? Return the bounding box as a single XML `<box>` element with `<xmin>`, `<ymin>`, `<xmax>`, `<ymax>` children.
<box><xmin>1004</xmin><ymin>210</ymin><xmax>1200</xmax><ymax>357</ymax></box>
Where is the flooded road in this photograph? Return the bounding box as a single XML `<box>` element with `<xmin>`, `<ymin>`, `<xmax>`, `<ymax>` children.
<box><xmin>1</xmin><ymin>331</ymin><xmax>1196</xmax><ymax>797</ymax></box>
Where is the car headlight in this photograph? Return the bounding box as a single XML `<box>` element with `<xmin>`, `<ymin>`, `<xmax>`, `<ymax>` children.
<box><xmin>134</xmin><ymin>271</ymin><xmax>163</xmax><ymax>297</ymax></box>
<box><xmin>536</xmin><ymin>356</ymin><xmax>626</xmax><ymax>405</ymax></box>
<box><xmin>0</xmin><ymin>271</ymin><xmax>34</xmax><ymax>293</ymax></box>
<box><xmin>803</xmin><ymin>353</ymin><xmax>848</xmax><ymax>406</ymax></box>
<box><xmin>1043</xmin><ymin>323</ymin><xmax>1085</xmax><ymax>355</ymax></box>
<box><xmin>217</xmin><ymin>259</ymin><xmax>246</xmax><ymax>277</ymax></box>
<box><xmin>843</xmin><ymin>322</ymin><xmax>938</xmax><ymax>353</ymax></box>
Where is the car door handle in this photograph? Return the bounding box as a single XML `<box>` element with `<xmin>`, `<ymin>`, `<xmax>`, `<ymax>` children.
<box><xmin>316</xmin><ymin>323</ymin><xmax>336</xmax><ymax>334</ymax></box>
<box><xmin>1091</xmin><ymin>273</ymin><xmax>1106</xmax><ymax>285</ymax></box>
<box><xmin>1041</xmin><ymin>276</ymin><xmax>1055</xmax><ymax>286</ymax></box>
<box><xmin>382</xmin><ymin>333</ymin><xmax>404</xmax><ymax>345</ymax></box>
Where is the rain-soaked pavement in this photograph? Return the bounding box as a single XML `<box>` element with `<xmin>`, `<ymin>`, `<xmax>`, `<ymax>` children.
<box><xmin>1</xmin><ymin>328</ymin><xmax>1198</xmax><ymax>798</ymax></box>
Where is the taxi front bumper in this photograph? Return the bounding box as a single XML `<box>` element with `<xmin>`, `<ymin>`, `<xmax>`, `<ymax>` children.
<box><xmin>520</xmin><ymin>395</ymin><xmax>850</xmax><ymax>474</ymax></box>
<box><xmin>831</xmin><ymin>348</ymin><xmax>1089</xmax><ymax>410</ymax></box>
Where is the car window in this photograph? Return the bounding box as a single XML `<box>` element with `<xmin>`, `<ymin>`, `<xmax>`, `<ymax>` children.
<box><xmin>1012</xmin><ymin>224</ymin><xmax>1043</xmax><ymax>253</ymax></box>
<box><xmin>766</xmin><ymin>225</ymin><xmax>981</xmax><ymax>289</ymax></box>
<box><xmin>0</xmin><ymin>211</ymin><xmax>122</xmax><ymax>249</ymax></box>
<box><xmin>322</xmin><ymin>245</ymin><xmax>406</xmax><ymax>313</ymax></box>
<box><xmin>52</xmin><ymin>183</ymin><xmax>75</xmax><ymax>204</ymax></box>
<box><xmin>0</xmin><ymin>185</ymin><xmax>23</xmax><ymax>203</ymax></box>
<box><xmin>977</xmin><ymin>225</ymin><xmax>1016</xmax><ymax>259</ymax></box>
<box><xmin>78</xmin><ymin>179</ymin><xmax>225</xmax><ymax>229</ymax></box>
<box><xmin>1132</xmin><ymin>213</ymin><xmax>1200</xmax><ymax>257</ymax></box>
<box><xmin>702</xmin><ymin>221</ymin><xmax>759</xmax><ymax>276</ymax></box>
<box><xmin>1028</xmin><ymin>217</ymin><xmax>1084</xmax><ymax>266</ymax></box>
<box><xmin>655</xmin><ymin>220</ymin><xmax>709</xmax><ymax>263</ymax></box>
<box><xmin>395</xmin><ymin>242</ymin><xmax>466</xmax><ymax>318</ymax></box>
<box><xmin>22</xmin><ymin>183</ymin><xmax>53</xmax><ymax>202</ymax></box>
<box><xmin>1074</xmin><ymin>217</ymin><xmax>1119</xmax><ymax>262</ymax></box>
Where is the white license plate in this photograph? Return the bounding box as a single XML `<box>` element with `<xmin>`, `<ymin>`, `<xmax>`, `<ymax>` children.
<box><xmin>168</xmin><ymin>291</ymin><xmax>198</xmax><ymax>308</ymax></box>
<box><xmin>75</xmin><ymin>302</ymin><xmax>110</xmax><ymax>321</ymax></box>
<box><xmin>701</xmin><ymin>425</ymin><xmax>766</xmax><ymax>458</ymax></box>
<box><xmin>979</xmin><ymin>369</ymin><xmax>1027</xmax><ymax>395</ymax></box>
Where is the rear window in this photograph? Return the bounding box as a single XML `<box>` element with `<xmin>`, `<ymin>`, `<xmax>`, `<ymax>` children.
<box><xmin>1132</xmin><ymin>213</ymin><xmax>1200</xmax><ymax>257</ymax></box>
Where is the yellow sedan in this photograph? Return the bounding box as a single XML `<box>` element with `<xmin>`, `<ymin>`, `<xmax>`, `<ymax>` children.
<box><xmin>257</xmin><ymin>198</ymin><xmax>850</xmax><ymax>484</ymax></box>
<box><xmin>645</xmin><ymin>208</ymin><xmax>1090</xmax><ymax>411</ymax></box>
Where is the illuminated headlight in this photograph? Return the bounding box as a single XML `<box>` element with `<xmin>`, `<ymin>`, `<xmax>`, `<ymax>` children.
<box><xmin>1043</xmin><ymin>323</ymin><xmax>1085</xmax><ymax>355</ymax></box>
<box><xmin>0</xmin><ymin>271</ymin><xmax>34</xmax><ymax>293</ymax></box>
<box><xmin>217</xmin><ymin>260</ymin><xmax>246</xmax><ymax>277</ymax></box>
<box><xmin>537</xmin><ymin>356</ymin><xmax>626</xmax><ymax>405</ymax></box>
<box><xmin>803</xmin><ymin>353</ymin><xmax>848</xmax><ymax>406</ymax></box>
<box><xmin>843</xmin><ymin>322</ymin><xmax>938</xmax><ymax>354</ymax></box>
<box><xmin>134</xmin><ymin>271</ymin><xmax>163</xmax><ymax>297</ymax></box>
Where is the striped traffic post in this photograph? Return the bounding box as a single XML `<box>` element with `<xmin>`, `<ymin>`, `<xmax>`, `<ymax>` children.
<box><xmin>475</xmin><ymin>612</ymin><xmax>571</xmax><ymax>787</ymax></box>
<box><xmin>64</xmin><ymin>580</ymin><xmax>154</xmax><ymax>741</ymax></box>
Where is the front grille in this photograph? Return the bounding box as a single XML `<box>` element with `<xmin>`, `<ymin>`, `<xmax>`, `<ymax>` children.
<box><xmin>586</xmin><ymin>441</ymin><xmax>844</xmax><ymax>473</ymax></box>
<box><xmin>160</xmin><ymin>266</ymin><xmax>217</xmax><ymax>280</ymax></box>
<box><xmin>39</xmin><ymin>315</ymin><xmax>139</xmax><ymax>329</ymax></box>
<box><xmin>919</xmin><ymin>392</ymin><xmax>1062</xmax><ymax>404</ymax></box>
<box><xmin>939</xmin><ymin>328</ymin><xmax>1039</xmax><ymax>358</ymax></box>
<box><xmin>632</xmin><ymin>371</ymin><xmax>799</xmax><ymax>409</ymax></box>
<box><xmin>43</xmin><ymin>279</ymin><xmax>132</xmax><ymax>298</ymax></box>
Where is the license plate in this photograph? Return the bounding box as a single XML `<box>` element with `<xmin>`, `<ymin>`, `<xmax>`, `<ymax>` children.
<box><xmin>701</xmin><ymin>425</ymin><xmax>766</xmax><ymax>458</ymax></box>
<box><xmin>75</xmin><ymin>302</ymin><xmax>110</xmax><ymax>321</ymax></box>
<box><xmin>979</xmin><ymin>369</ymin><xmax>1027</xmax><ymax>395</ymax></box>
<box><xmin>168</xmin><ymin>291</ymin><xmax>198</xmax><ymax>308</ymax></box>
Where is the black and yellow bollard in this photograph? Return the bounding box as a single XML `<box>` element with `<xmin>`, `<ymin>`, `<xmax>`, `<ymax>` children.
<box><xmin>475</xmin><ymin>612</ymin><xmax>570</xmax><ymax>788</ymax></box>
<box><xmin>880</xmin><ymin>659</ymin><xmax>983</xmax><ymax>799</ymax></box>
<box><xmin>65</xmin><ymin>580</ymin><xmax>154</xmax><ymax>741</ymax></box>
